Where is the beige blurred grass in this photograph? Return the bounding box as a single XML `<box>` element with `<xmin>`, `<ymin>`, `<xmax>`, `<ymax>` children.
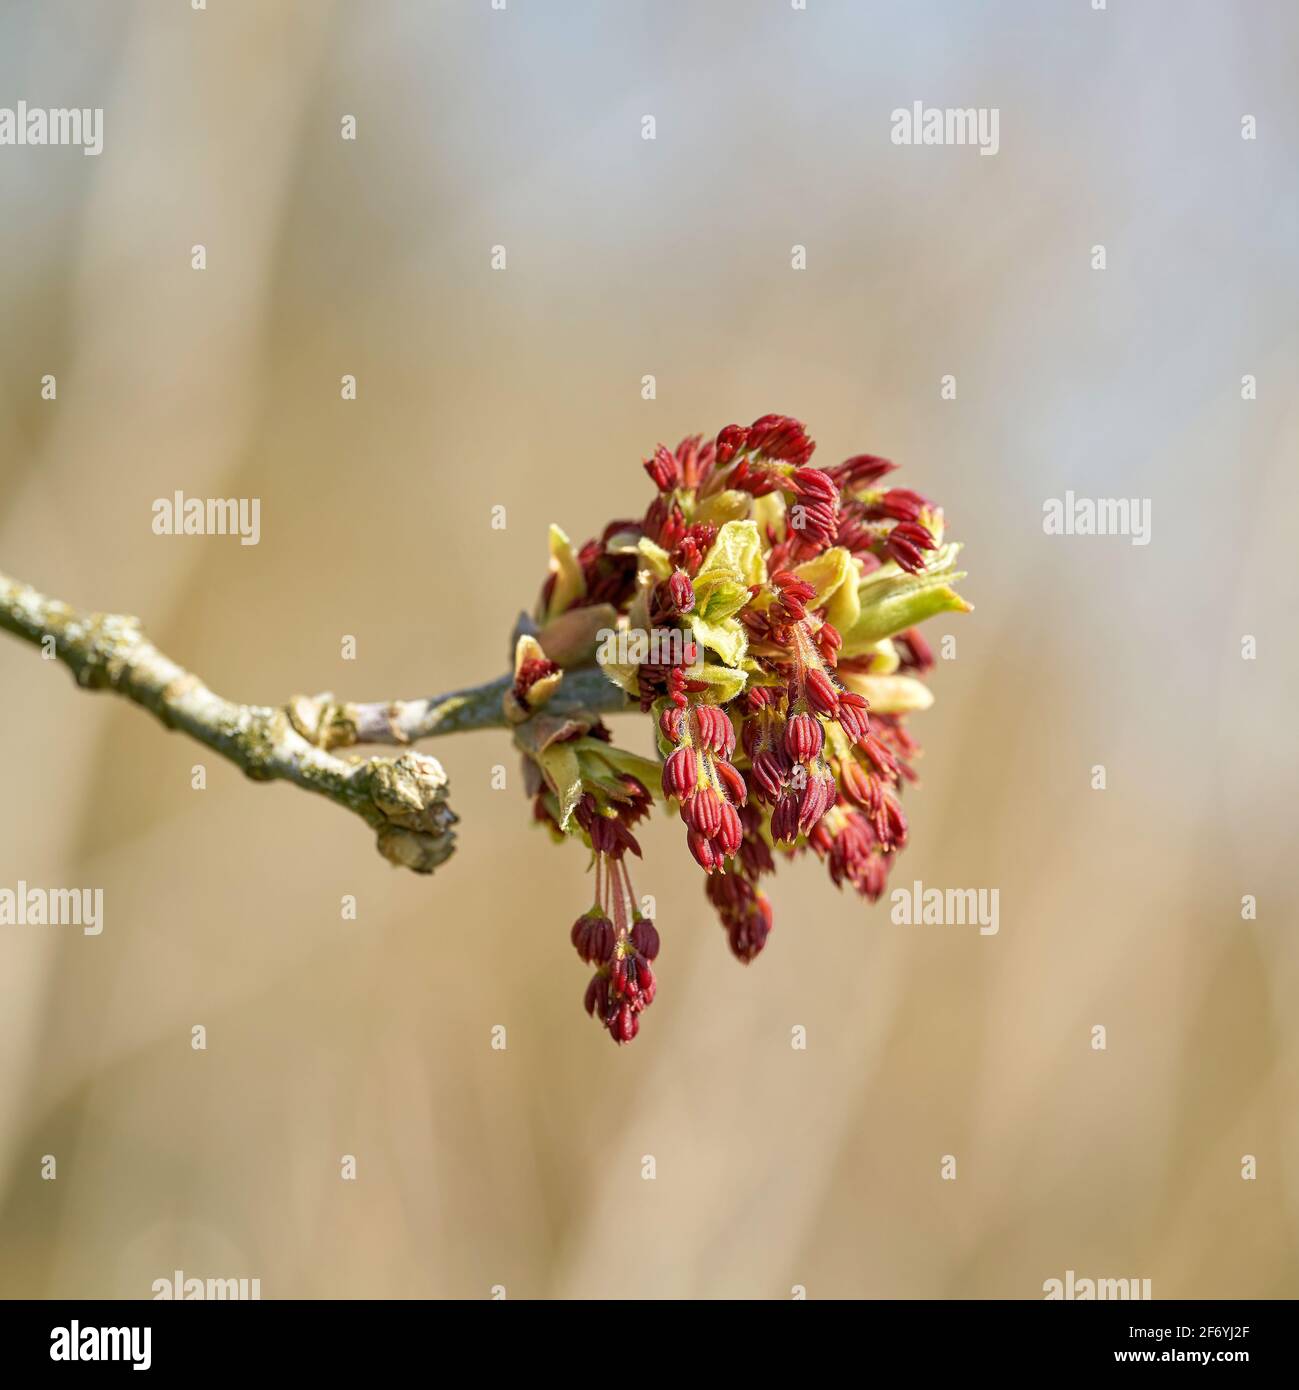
<box><xmin>0</xmin><ymin>0</ymin><xmax>1296</xmax><ymax>1297</ymax></box>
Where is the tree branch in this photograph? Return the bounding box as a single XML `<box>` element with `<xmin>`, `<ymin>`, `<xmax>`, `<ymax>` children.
<box><xmin>288</xmin><ymin>667</ymin><xmax>630</xmax><ymax>749</ymax></box>
<box><xmin>0</xmin><ymin>569</ymin><xmax>462</xmax><ymax>873</ymax></box>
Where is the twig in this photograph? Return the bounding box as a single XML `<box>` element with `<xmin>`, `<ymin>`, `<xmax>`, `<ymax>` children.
<box><xmin>0</xmin><ymin>570</ymin><xmax>465</xmax><ymax>873</ymax></box>
<box><xmin>289</xmin><ymin>668</ymin><xmax>630</xmax><ymax>749</ymax></box>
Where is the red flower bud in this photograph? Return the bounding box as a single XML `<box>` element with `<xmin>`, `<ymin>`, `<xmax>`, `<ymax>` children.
<box><xmin>644</xmin><ymin>444</ymin><xmax>681</xmax><ymax>491</ymax></box>
<box><xmin>545</xmin><ymin>414</ymin><xmax>962</xmax><ymax>1044</ymax></box>
<box><xmin>715</xmin><ymin>423</ymin><xmax>749</xmax><ymax>466</ymax></box>
<box><xmin>631</xmin><ymin>918</ymin><xmax>660</xmax><ymax>960</ymax></box>
<box><xmin>571</xmin><ymin>910</ymin><xmax>615</xmax><ymax>964</ymax></box>
<box><xmin>668</xmin><ymin>569</ymin><xmax>695</xmax><ymax>613</ymax></box>
<box><xmin>607</xmin><ymin>1001</ymin><xmax>639</xmax><ymax>1044</ymax></box>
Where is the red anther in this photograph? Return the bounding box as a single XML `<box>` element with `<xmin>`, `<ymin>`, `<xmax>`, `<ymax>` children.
<box><xmin>798</xmin><ymin>772</ymin><xmax>835</xmax><ymax>834</ymax></box>
<box><xmin>837</xmin><ymin>755</ymin><xmax>874</xmax><ymax>807</ymax></box>
<box><xmin>829</xmin><ymin>453</ymin><xmax>897</xmax><ymax>489</ymax></box>
<box><xmin>714</xmin><ymin>759</ymin><xmax>747</xmax><ymax>806</ymax></box>
<box><xmin>741</xmin><ymin>716</ymin><xmax>761</xmax><ymax>758</ymax></box>
<box><xmin>705</xmin><ymin>872</ymin><xmax>775</xmax><ymax>962</ymax></box>
<box><xmin>609</xmin><ymin>821</ymin><xmax>642</xmax><ymax>860</ymax></box>
<box><xmin>685</xmin><ymin>787</ymin><xmax>722</xmax><ymax>837</ymax></box>
<box><xmin>836</xmin><ymin>693</ymin><xmax>870</xmax><ymax>744</ymax></box>
<box><xmin>584</xmin><ymin>973</ymin><xmax>610</xmax><ymax>1018</ymax></box>
<box><xmin>750</xmin><ymin>749</ymin><xmax>787</xmax><ymax>801</ymax></box>
<box><xmin>884</xmin><ymin>521</ymin><xmax>936</xmax><ymax>574</ymax></box>
<box><xmin>784</xmin><ymin>712</ymin><xmax>824</xmax><ymax>763</ymax></box>
<box><xmin>885</xmin><ymin>536</ymin><xmax>925</xmax><ymax>572</ymax></box>
<box><xmin>687</xmin><ymin>828</ymin><xmax>720</xmax><ymax>872</ymax></box>
<box><xmin>869</xmin><ymin>487</ymin><xmax>928</xmax><ymax>522</ymax></box>
<box><xmin>739</xmin><ymin>833</ymin><xmax>774</xmax><ymax>879</ymax></box>
<box><xmin>805</xmin><ymin>667</ymin><xmax>840</xmax><ymax>717</ymax></box>
<box><xmin>776</xmin><ymin>592</ymin><xmax>807</xmax><ymax>623</ymax></box>
<box><xmin>862</xmin><ymin>734</ymin><xmax>899</xmax><ymax>779</ymax></box>
<box><xmin>663</xmin><ymin>746</ymin><xmax>697</xmax><ymax>799</ymax></box>
<box><xmin>791</xmin><ymin>466</ymin><xmax>839</xmax><ymax>505</ymax></box>
<box><xmin>896</xmin><ymin>626</ymin><xmax>934</xmax><ymax>672</ymax></box>
<box><xmin>659</xmin><ymin>704</ymin><xmax>684</xmax><ymax>742</ymax></box>
<box><xmin>773</xmin><ymin>573</ymin><xmax>816</xmax><ymax>604</ymax></box>
<box><xmin>794</xmin><ymin>502</ymin><xmax>836</xmax><ymax>532</ymax></box>
<box><xmin>879</xmin><ymin>792</ymin><xmax>908</xmax><ymax>848</ymax></box>
<box><xmin>717</xmin><ymin>800</ymin><xmax>743</xmax><ymax>857</ymax></box>
<box><xmin>771</xmin><ymin>792</ymin><xmax>801</xmax><ymax>845</ymax></box>
<box><xmin>695</xmin><ymin>706</ymin><xmax>735</xmax><ymax>757</ymax></box>
<box><xmin>808</xmin><ymin>818</ymin><xmax>835</xmax><ymax>854</ymax></box>
<box><xmin>746</xmin><ymin>414</ymin><xmax>815</xmax><ymax>466</ymax></box>
<box><xmin>695</xmin><ymin>705</ymin><xmax>722</xmax><ymax>751</ymax></box>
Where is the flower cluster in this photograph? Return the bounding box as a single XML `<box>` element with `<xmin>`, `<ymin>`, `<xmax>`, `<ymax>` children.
<box><xmin>514</xmin><ymin>414</ymin><xmax>969</xmax><ymax>1044</ymax></box>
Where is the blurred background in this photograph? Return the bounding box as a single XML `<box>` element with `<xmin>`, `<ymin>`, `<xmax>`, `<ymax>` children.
<box><xmin>1</xmin><ymin>0</ymin><xmax>1297</xmax><ymax>1299</ymax></box>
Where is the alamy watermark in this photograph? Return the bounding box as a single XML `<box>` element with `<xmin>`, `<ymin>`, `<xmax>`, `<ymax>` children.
<box><xmin>152</xmin><ymin>492</ymin><xmax>261</xmax><ymax>546</ymax></box>
<box><xmin>1</xmin><ymin>102</ymin><xmax>103</xmax><ymax>156</ymax></box>
<box><xmin>0</xmin><ymin>881</ymin><xmax>102</xmax><ymax>935</ymax></box>
<box><xmin>1044</xmin><ymin>1269</ymin><xmax>1152</xmax><ymax>1300</ymax></box>
<box><xmin>152</xmin><ymin>1269</ymin><xmax>261</xmax><ymax>1300</ymax></box>
<box><xmin>50</xmin><ymin>1322</ymin><xmax>150</xmax><ymax>1370</ymax></box>
<box><xmin>891</xmin><ymin>102</ymin><xmax>999</xmax><ymax>156</ymax></box>
<box><xmin>890</xmin><ymin>880</ymin><xmax>999</xmax><ymax>936</ymax></box>
<box><xmin>1043</xmin><ymin>492</ymin><xmax>1151</xmax><ymax>546</ymax></box>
